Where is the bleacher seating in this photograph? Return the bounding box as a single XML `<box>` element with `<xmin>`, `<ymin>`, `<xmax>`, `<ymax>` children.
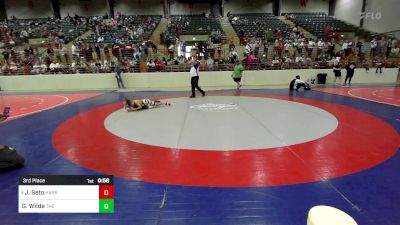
<box><xmin>0</xmin><ymin>18</ymin><xmax>87</xmax><ymax>46</ymax></box>
<box><xmin>1</xmin><ymin>18</ymin><xmax>48</xmax><ymax>38</ymax></box>
<box><xmin>282</xmin><ymin>12</ymin><xmax>372</xmax><ymax>38</ymax></box>
<box><xmin>0</xmin><ymin>13</ymin><xmax>396</xmax><ymax>76</ymax></box>
<box><xmin>162</xmin><ymin>15</ymin><xmax>226</xmax><ymax>43</ymax></box>
<box><xmin>229</xmin><ymin>13</ymin><xmax>292</xmax><ymax>44</ymax></box>
<box><xmin>84</xmin><ymin>15</ymin><xmax>162</xmax><ymax>45</ymax></box>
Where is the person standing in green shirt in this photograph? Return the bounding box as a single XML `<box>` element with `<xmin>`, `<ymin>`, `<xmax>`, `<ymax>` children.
<box><xmin>232</xmin><ymin>60</ymin><xmax>244</xmax><ymax>90</ymax></box>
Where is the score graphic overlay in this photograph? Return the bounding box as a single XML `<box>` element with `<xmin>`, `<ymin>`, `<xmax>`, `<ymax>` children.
<box><xmin>19</xmin><ymin>175</ymin><xmax>114</xmax><ymax>213</ymax></box>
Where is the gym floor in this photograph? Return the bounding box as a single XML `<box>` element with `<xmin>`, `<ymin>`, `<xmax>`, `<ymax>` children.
<box><xmin>0</xmin><ymin>86</ymin><xmax>399</xmax><ymax>225</ymax></box>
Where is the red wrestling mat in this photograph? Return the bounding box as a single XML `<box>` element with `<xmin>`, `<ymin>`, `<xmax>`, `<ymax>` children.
<box><xmin>52</xmin><ymin>94</ymin><xmax>399</xmax><ymax>187</ymax></box>
<box><xmin>314</xmin><ymin>87</ymin><xmax>400</xmax><ymax>107</ymax></box>
<box><xmin>0</xmin><ymin>93</ymin><xmax>101</xmax><ymax>120</ymax></box>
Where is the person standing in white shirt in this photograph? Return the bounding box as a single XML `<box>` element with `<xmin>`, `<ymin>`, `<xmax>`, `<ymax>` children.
<box><xmin>49</xmin><ymin>62</ymin><xmax>57</xmax><ymax>73</ymax></box>
<box><xmin>245</xmin><ymin>43</ymin><xmax>251</xmax><ymax>56</ymax></box>
<box><xmin>284</xmin><ymin>41</ymin><xmax>291</xmax><ymax>53</ymax></box>
<box><xmin>71</xmin><ymin>43</ymin><xmax>78</xmax><ymax>61</ymax></box>
<box><xmin>308</xmin><ymin>39</ymin><xmax>315</xmax><ymax>56</ymax></box>
<box><xmin>206</xmin><ymin>56</ymin><xmax>214</xmax><ymax>71</ymax></box>
<box><xmin>342</xmin><ymin>40</ymin><xmax>349</xmax><ymax>56</ymax></box>
<box><xmin>370</xmin><ymin>39</ymin><xmax>377</xmax><ymax>57</ymax></box>
<box><xmin>189</xmin><ymin>57</ymin><xmax>205</xmax><ymax>98</ymax></box>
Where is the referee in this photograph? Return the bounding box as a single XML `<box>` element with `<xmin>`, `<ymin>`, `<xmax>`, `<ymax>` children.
<box><xmin>189</xmin><ymin>57</ymin><xmax>205</xmax><ymax>98</ymax></box>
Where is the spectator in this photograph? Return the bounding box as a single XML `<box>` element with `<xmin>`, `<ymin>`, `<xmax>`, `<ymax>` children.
<box><xmin>284</xmin><ymin>41</ymin><xmax>292</xmax><ymax>54</ymax></box>
<box><xmin>308</xmin><ymin>39</ymin><xmax>315</xmax><ymax>56</ymax></box>
<box><xmin>60</xmin><ymin>45</ymin><xmax>68</xmax><ymax>63</ymax></box>
<box><xmin>374</xmin><ymin>57</ymin><xmax>383</xmax><ymax>74</ymax></box>
<box><xmin>342</xmin><ymin>40</ymin><xmax>350</xmax><ymax>56</ymax></box>
<box><xmin>71</xmin><ymin>60</ymin><xmax>79</xmax><ymax>74</ymax></box>
<box><xmin>90</xmin><ymin>61</ymin><xmax>99</xmax><ymax>73</ymax></box>
<box><xmin>9</xmin><ymin>61</ymin><xmax>18</xmax><ymax>74</ymax></box>
<box><xmin>275</xmin><ymin>30</ymin><xmax>282</xmax><ymax>38</ymax></box>
<box><xmin>356</xmin><ymin>40</ymin><xmax>363</xmax><ymax>56</ymax></box>
<box><xmin>49</xmin><ymin>61</ymin><xmax>58</xmax><ymax>73</ymax></box>
<box><xmin>391</xmin><ymin>45</ymin><xmax>399</xmax><ymax>57</ymax></box>
<box><xmin>229</xmin><ymin>41</ymin><xmax>235</xmax><ymax>51</ymax></box>
<box><xmin>147</xmin><ymin>59</ymin><xmax>155</xmax><ymax>71</ymax></box>
<box><xmin>155</xmin><ymin>58</ymin><xmax>164</xmax><ymax>71</ymax></box>
<box><xmin>114</xmin><ymin>63</ymin><xmax>125</xmax><ymax>89</ymax></box>
<box><xmin>263</xmin><ymin>41</ymin><xmax>269</xmax><ymax>58</ymax></box>
<box><xmin>360</xmin><ymin>41</ymin><xmax>371</xmax><ymax>61</ymax></box>
<box><xmin>370</xmin><ymin>38</ymin><xmax>377</xmax><ymax>57</ymax></box>
<box><xmin>168</xmin><ymin>44</ymin><xmax>174</xmax><ymax>60</ymax></box>
<box><xmin>245</xmin><ymin>43</ymin><xmax>251</xmax><ymax>56</ymax></box>
<box><xmin>71</xmin><ymin>43</ymin><xmax>79</xmax><ymax>61</ymax></box>
<box><xmin>229</xmin><ymin>49</ymin><xmax>238</xmax><ymax>63</ymax></box>
<box><xmin>272</xmin><ymin>57</ymin><xmax>281</xmax><ymax>67</ymax></box>
<box><xmin>31</xmin><ymin>61</ymin><xmax>42</xmax><ymax>75</ymax></box>
<box><xmin>95</xmin><ymin>60</ymin><xmax>101</xmax><ymax>72</ymax></box>
<box><xmin>386</xmin><ymin>39</ymin><xmax>393</xmax><ymax>57</ymax></box>
<box><xmin>133</xmin><ymin>45</ymin><xmax>141</xmax><ymax>60</ymax></box>
<box><xmin>265</xmin><ymin>29</ymin><xmax>273</xmax><ymax>42</ymax></box>
<box><xmin>101</xmin><ymin>59</ymin><xmax>110</xmax><ymax>73</ymax></box>
<box><xmin>97</xmin><ymin>36</ymin><xmax>104</xmax><ymax>43</ymax></box>
<box><xmin>162</xmin><ymin>57</ymin><xmax>168</xmax><ymax>66</ymax></box>
<box><xmin>295</xmin><ymin>55</ymin><xmax>305</xmax><ymax>64</ymax></box>
<box><xmin>248</xmin><ymin>52</ymin><xmax>256</xmax><ymax>64</ymax></box>
<box><xmin>206</xmin><ymin>56</ymin><xmax>214</xmax><ymax>71</ymax></box>
<box><xmin>363</xmin><ymin>58</ymin><xmax>370</xmax><ymax>73</ymax></box>
<box><xmin>2</xmin><ymin>51</ymin><xmax>10</xmax><ymax>62</ymax></box>
<box><xmin>178</xmin><ymin>55</ymin><xmax>186</xmax><ymax>64</ymax></box>
<box><xmin>376</xmin><ymin>37</ymin><xmax>385</xmax><ymax>57</ymax></box>
<box><xmin>344</xmin><ymin>61</ymin><xmax>356</xmax><ymax>86</ymax></box>
<box><xmin>333</xmin><ymin>64</ymin><xmax>342</xmax><ymax>84</ymax></box>
<box><xmin>282</xmin><ymin>56</ymin><xmax>292</xmax><ymax>69</ymax></box>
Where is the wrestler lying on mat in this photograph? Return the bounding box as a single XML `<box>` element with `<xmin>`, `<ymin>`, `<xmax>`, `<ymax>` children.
<box><xmin>123</xmin><ymin>97</ymin><xmax>171</xmax><ymax>111</ymax></box>
<box><xmin>0</xmin><ymin>107</ymin><xmax>10</xmax><ymax>122</ymax></box>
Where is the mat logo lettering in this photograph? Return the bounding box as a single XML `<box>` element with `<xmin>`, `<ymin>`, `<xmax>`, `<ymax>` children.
<box><xmin>189</xmin><ymin>103</ymin><xmax>239</xmax><ymax>112</ymax></box>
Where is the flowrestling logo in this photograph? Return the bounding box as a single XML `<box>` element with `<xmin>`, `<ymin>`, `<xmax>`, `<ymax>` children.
<box><xmin>190</xmin><ymin>103</ymin><xmax>239</xmax><ymax>112</ymax></box>
<box><xmin>360</xmin><ymin>12</ymin><xmax>382</xmax><ymax>20</ymax></box>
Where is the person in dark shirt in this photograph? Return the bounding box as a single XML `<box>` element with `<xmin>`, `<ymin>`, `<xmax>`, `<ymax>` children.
<box><xmin>333</xmin><ymin>64</ymin><xmax>342</xmax><ymax>84</ymax></box>
<box><xmin>115</xmin><ymin>63</ymin><xmax>125</xmax><ymax>89</ymax></box>
<box><xmin>2</xmin><ymin>51</ymin><xmax>10</xmax><ymax>62</ymax></box>
<box><xmin>344</xmin><ymin>62</ymin><xmax>356</xmax><ymax>86</ymax></box>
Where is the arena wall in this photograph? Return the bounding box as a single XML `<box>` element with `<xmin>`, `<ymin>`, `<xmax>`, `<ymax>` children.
<box><xmin>114</xmin><ymin>0</ymin><xmax>163</xmax><ymax>15</ymax></box>
<box><xmin>334</xmin><ymin>0</ymin><xmax>400</xmax><ymax>36</ymax></box>
<box><xmin>281</xmin><ymin>0</ymin><xmax>329</xmax><ymax>14</ymax></box>
<box><xmin>363</xmin><ymin>0</ymin><xmax>400</xmax><ymax>34</ymax></box>
<box><xmin>170</xmin><ymin>2</ymin><xmax>215</xmax><ymax>15</ymax></box>
<box><xmin>59</xmin><ymin>0</ymin><xmax>108</xmax><ymax>18</ymax></box>
<box><xmin>0</xmin><ymin>69</ymin><xmax>397</xmax><ymax>91</ymax></box>
<box><xmin>224</xmin><ymin>0</ymin><xmax>273</xmax><ymax>15</ymax></box>
<box><xmin>4</xmin><ymin>0</ymin><xmax>53</xmax><ymax>19</ymax></box>
<box><xmin>334</xmin><ymin>0</ymin><xmax>363</xmax><ymax>27</ymax></box>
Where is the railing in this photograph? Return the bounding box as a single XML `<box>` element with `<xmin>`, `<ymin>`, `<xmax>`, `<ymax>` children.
<box><xmin>2</xmin><ymin>60</ymin><xmax>397</xmax><ymax>76</ymax></box>
<box><xmin>383</xmin><ymin>30</ymin><xmax>400</xmax><ymax>40</ymax></box>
